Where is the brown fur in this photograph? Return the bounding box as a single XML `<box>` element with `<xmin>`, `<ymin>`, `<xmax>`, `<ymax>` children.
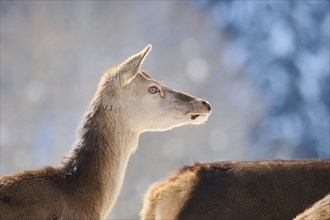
<box><xmin>141</xmin><ymin>159</ymin><xmax>330</xmax><ymax>220</ymax></box>
<box><xmin>0</xmin><ymin>45</ymin><xmax>211</xmax><ymax>219</ymax></box>
<box><xmin>295</xmin><ymin>194</ymin><xmax>330</xmax><ymax>220</ymax></box>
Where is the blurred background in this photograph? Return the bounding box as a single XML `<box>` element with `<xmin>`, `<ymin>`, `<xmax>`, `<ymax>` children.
<box><xmin>1</xmin><ymin>1</ymin><xmax>329</xmax><ymax>219</ymax></box>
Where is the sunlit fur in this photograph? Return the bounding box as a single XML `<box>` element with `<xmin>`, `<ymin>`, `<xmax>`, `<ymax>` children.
<box><xmin>140</xmin><ymin>165</ymin><xmax>198</xmax><ymax>220</ymax></box>
<box><xmin>295</xmin><ymin>194</ymin><xmax>330</xmax><ymax>220</ymax></box>
<box><xmin>141</xmin><ymin>160</ymin><xmax>329</xmax><ymax>220</ymax></box>
<box><xmin>0</xmin><ymin>45</ymin><xmax>211</xmax><ymax>219</ymax></box>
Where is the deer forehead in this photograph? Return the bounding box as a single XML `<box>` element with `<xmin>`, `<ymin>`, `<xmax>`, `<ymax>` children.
<box><xmin>130</xmin><ymin>71</ymin><xmax>163</xmax><ymax>88</ymax></box>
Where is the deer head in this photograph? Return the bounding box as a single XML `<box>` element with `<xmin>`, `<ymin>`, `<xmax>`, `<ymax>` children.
<box><xmin>96</xmin><ymin>44</ymin><xmax>211</xmax><ymax>134</ymax></box>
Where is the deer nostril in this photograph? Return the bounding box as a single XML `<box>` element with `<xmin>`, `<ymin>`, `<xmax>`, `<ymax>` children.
<box><xmin>201</xmin><ymin>100</ymin><xmax>211</xmax><ymax>111</ymax></box>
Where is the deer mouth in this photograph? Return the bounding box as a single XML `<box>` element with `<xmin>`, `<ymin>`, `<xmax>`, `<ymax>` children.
<box><xmin>190</xmin><ymin>114</ymin><xmax>200</xmax><ymax>120</ymax></box>
<box><xmin>187</xmin><ymin>113</ymin><xmax>209</xmax><ymax>123</ymax></box>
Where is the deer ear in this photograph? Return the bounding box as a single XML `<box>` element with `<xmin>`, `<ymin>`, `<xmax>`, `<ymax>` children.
<box><xmin>117</xmin><ymin>44</ymin><xmax>152</xmax><ymax>86</ymax></box>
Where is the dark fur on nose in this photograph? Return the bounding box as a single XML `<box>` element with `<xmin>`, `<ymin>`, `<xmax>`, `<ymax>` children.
<box><xmin>202</xmin><ymin>100</ymin><xmax>211</xmax><ymax>111</ymax></box>
<box><xmin>174</xmin><ymin>92</ymin><xmax>195</xmax><ymax>102</ymax></box>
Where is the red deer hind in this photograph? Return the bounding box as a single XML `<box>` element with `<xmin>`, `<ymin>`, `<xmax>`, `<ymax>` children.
<box><xmin>0</xmin><ymin>44</ymin><xmax>212</xmax><ymax>219</ymax></box>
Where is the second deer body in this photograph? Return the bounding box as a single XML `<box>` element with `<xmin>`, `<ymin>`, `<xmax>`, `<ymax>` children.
<box><xmin>141</xmin><ymin>159</ymin><xmax>329</xmax><ymax>220</ymax></box>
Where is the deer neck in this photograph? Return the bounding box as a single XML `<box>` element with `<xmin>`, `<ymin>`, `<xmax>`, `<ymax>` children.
<box><xmin>63</xmin><ymin>96</ymin><xmax>139</xmax><ymax>217</ymax></box>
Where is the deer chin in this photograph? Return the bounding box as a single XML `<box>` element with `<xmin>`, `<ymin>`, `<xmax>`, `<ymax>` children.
<box><xmin>146</xmin><ymin>113</ymin><xmax>210</xmax><ymax>132</ymax></box>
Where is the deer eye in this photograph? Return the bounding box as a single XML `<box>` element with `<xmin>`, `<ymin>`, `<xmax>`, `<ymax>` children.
<box><xmin>148</xmin><ymin>86</ymin><xmax>160</xmax><ymax>94</ymax></box>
